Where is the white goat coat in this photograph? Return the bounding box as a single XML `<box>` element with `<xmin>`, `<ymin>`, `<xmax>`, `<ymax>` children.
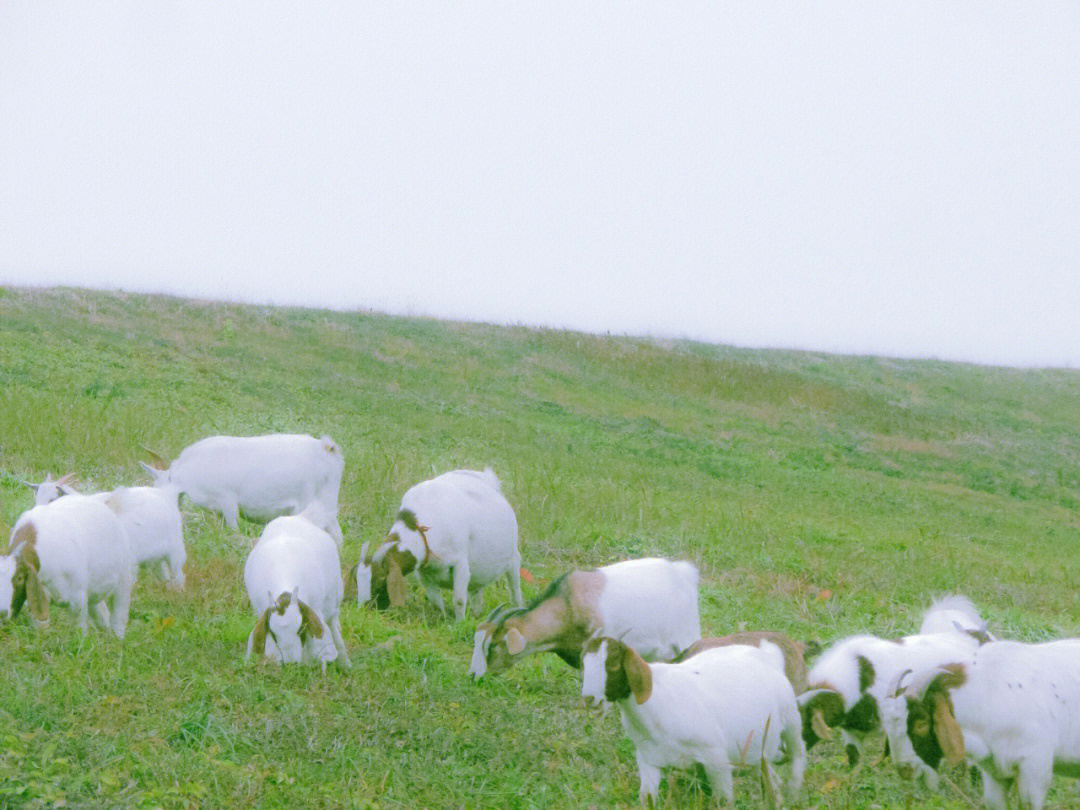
<box><xmin>243</xmin><ymin>512</ymin><xmax>348</xmax><ymax>666</ymax></box>
<box><xmin>913</xmin><ymin>640</ymin><xmax>1080</xmax><ymax>810</ymax></box>
<box><xmin>586</xmin><ymin>643</ymin><xmax>804</xmax><ymax>804</ymax></box>
<box><xmin>369</xmin><ymin>468</ymin><xmax>522</xmax><ymax>618</ymax></box>
<box><xmin>104</xmin><ymin>486</ymin><xmax>186</xmax><ymax>588</ymax></box>
<box><xmin>592</xmin><ymin>558</ymin><xmax>701</xmax><ymax>660</ymax></box>
<box><xmin>152</xmin><ymin>433</ymin><xmax>344</xmax><ymax>542</ymax></box>
<box><xmin>6</xmin><ymin>496</ymin><xmax>135</xmax><ymax>637</ymax></box>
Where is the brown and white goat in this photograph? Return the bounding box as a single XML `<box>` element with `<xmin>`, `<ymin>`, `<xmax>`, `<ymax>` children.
<box><xmin>468</xmin><ymin>557</ymin><xmax>700</xmax><ymax>678</ymax></box>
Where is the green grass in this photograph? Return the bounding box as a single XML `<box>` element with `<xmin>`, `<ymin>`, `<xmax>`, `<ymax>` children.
<box><xmin>1</xmin><ymin>285</ymin><xmax>1079</xmax><ymax>808</ymax></box>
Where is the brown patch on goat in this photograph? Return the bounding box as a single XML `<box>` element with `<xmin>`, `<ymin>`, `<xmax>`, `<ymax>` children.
<box><xmin>343</xmin><ymin>563</ymin><xmax>358</xmax><ymax>601</ymax></box>
<box><xmin>482</xmin><ymin>570</ymin><xmax>607</xmax><ymax>673</ymax></box>
<box><xmin>504</xmin><ymin>593</ymin><xmax>570</xmax><ymax>648</ymax></box>
<box><xmin>925</xmin><ymin>664</ymin><xmax>967</xmax><ymax>766</ymax></box>
<box><xmin>270</xmin><ymin>592</ymin><xmax>293</xmax><ymax>615</ymax></box>
<box><xmin>386</xmin><ymin>548</ymin><xmax>414</xmax><ymax>607</ymax></box>
<box><xmin>397</xmin><ymin>509</ymin><xmax>421</xmax><ymax>531</ymax></box>
<box><xmin>367</xmin><ymin>545</ymin><xmax>417</xmax><ymax>609</ymax></box>
<box><xmin>250</xmin><ymin>609</ymin><xmax>271</xmax><ymax>658</ymax></box>
<box><xmin>8</xmin><ymin>525</ymin><xmax>48</xmax><ymax>621</ymax></box>
<box><xmin>592</xmin><ymin>638</ymin><xmax>653</xmax><ymax>704</ymax></box>
<box><xmin>8</xmin><ymin>522</ymin><xmax>36</xmax><ymax>554</ymax></box>
<box><xmin>565</xmin><ymin>570</ymin><xmax>604</xmax><ymax>625</ymax></box>
<box><xmin>857</xmin><ymin>655</ymin><xmax>875</xmax><ymax>692</ymax></box>
<box><xmin>298</xmin><ymin>600</ymin><xmax>325</xmax><ymax>640</ymax></box>
<box><xmin>676</xmin><ymin>631</ymin><xmax>809</xmax><ymax>692</ymax></box>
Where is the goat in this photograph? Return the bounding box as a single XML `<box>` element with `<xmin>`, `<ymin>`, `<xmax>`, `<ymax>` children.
<box><xmin>20</xmin><ymin>472</ymin><xmax>78</xmax><ymax>506</ymax></box>
<box><xmin>469</xmin><ymin>556</ymin><xmax>700</xmax><ymax>679</ymax></box>
<box><xmin>243</xmin><ymin>505</ymin><xmax>350</xmax><ymax>670</ymax></box>
<box><xmin>674</xmin><ymin>631</ymin><xmax>811</xmax><ymax>692</ymax></box>
<box><xmin>347</xmin><ymin>469</ymin><xmax>522</xmax><ymax>620</ymax></box>
<box><xmin>897</xmin><ymin>639</ymin><xmax>1080</xmax><ymax>810</ymax></box>
<box><xmin>0</xmin><ymin>495</ymin><xmax>135</xmax><ymax>638</ymax></box>
<box><xmin>582</xmin><ymin>637</ymin><xmax>805</xmax><ymax>806</ymax></box>
<box><xmin>140</xmin><ymin>433</ymin><xmax>345</xmax><ymax>544</ymax></box>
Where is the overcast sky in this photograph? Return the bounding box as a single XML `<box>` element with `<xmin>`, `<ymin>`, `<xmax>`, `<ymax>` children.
<box><xmin>2</xmin><ymin>3</ymin><xmax>1078</xmax><ymax>367</ymax></box>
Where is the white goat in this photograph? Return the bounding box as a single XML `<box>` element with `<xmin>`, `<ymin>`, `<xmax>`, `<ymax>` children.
<box><xmin>582</xmin><ymin>637</ymin><xmax>806</xmax><ymax>806</ymax></box>
<box><xmin>20</xmin><ymin>472</ymin><xmax>78</xmax><ymax>506</ymax></box>
<box><xmin>799</xmin><ymin>629</ymin><xmax>984</xmax><ymax>781</ymax></box>
<box><xmin>348</xmin><ymin>468</ymin><xmax>522</xmax><ymax>620</ymax></box>
<box><xmin>0</xmin><ymin>495</ymin><xmax>135</xmax><ymax>638</ymax></box>
<box><xmin>243</xmin><ymin>505</ymin><xmax>350</xmax><ymax>670</ymax></box>
<box><xmin>141</xmin><ymin>433</ymin><xmax>345</xmax><ymax>544</ymax></box>
<box><xmin>469</xmin><ymin>556</ymin><xmax>700</xmax><ymax>679</ymax></box>
<box><xmin>897</xmin><ymin>639</ymin><xmax>1080</xmax><ymax>810</ymax></box>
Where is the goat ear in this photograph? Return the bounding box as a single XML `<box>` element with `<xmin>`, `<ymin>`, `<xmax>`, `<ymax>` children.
<box><xmin>140</xmin><ymin>445</ymin><xmax>168</xmax><ymax>471</ymax></box>
<box><xmin>387</xmin><ymin>557</ymin><xmax>407</xmax><ymax>607</ymax></box>
<box><xmin>505</xmin><ymin>626</ymin><xmax>527</xmax><ymax>655</ymax></box>
<box><xmin>932</xmin><ymin>693</ymin><xmax>965</xmax><ymax>766</ymax></box>
<box><xmin>249</xmin><ymin>609</ymin><xmax>270</xmax><ymax>660</ymax></box>
<box><xmin>138</xmin><ymin>460</ymin><xmax>161</xmax><ymax>480</ymax></box>
<box><xmin>811</xmin><ymin>708</ymin><xmax>832</xmax><ymax>740</ymax></box>
<box><xmin>298</xmin><ymin>600</ymin><xmax>326</xmax><ymax>640</ymax></box>
<box><xmin>343</xmin><ymin>563</ymin><xmax>358</xmax><ymax>601</ymax></box>
<box><xmin>622</xmin><ymin>645</ymin><xmax>652</xmax><ymax>704</ymax></box>
<box><xmin>25</xmin><ymin>565</ymin><xmax>49</xmax><ymax>622</ymax></box>
<box><xmin>9</xmin><ymin>564</ymin><xmax>28</xmax><ymax>619</ymax></box>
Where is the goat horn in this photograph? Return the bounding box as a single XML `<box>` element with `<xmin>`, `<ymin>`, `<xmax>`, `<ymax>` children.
<box><xmin>887</xmin><ymin>668</ymin><xmax>913</xmax><ymax>698</ymax></box>
<box><xmin>138</xmin><ymin>444</ymin><xmax>168</xmax><ymax>470</ymax></box>
<box><xmin>486</xmin><ymin>603</ymin><xmax>509</xmax><ymax>623</ymax></box>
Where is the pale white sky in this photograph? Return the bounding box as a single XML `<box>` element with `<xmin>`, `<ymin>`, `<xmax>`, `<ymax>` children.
<box><xmin>2</xmin><ymin>2</ymin><xmax>1078</xmax><ymax>367</ymax></box>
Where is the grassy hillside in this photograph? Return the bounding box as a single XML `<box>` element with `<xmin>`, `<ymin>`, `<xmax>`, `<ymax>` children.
<box><xmin>1</xmin><ymin>285</ymin><xmax>1079</xmax><ymax>809</ymax></box>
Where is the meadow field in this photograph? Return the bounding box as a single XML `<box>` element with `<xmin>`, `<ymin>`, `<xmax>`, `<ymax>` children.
<box><xmin>1</xmin><ymin>286</ymin><xmax>1079</xmax><ymax>809</ymax></box>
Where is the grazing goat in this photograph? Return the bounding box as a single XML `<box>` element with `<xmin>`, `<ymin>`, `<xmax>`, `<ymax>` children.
<box><xmin>897</xmin><ymin>639</ymin><xmax>1080</xmax><ymax>810</ymax></box>
<box><xmin>0</xmin><ymin>495</ymin><xmax>135</xmax><ymax>638</ymax></box>
<box><xmin>469</xmin><ymin>557</ymin><xmax>700</xmax><ymax>679</ymax></box>
<box><xmin>675</xmin><ymin>631</ymin><xmax>811</xmax><ymax>692</ymax></box>
<box><xmin>243</xmin><ymin>506</ymin><xmax>350</xmax><ymax>670</ymax></box>
<box><xmin>582</xmin><ymin>638</ymin><xmax>805</xmax><ymax>806</ymax></box>
<box><xmin>141</xmin><ymin>433</ymin><xmax>344</xmax><ymax>544</ymax></box>
<box><xmin>347</xmin><ymin>469</ymin><xmax>522</xmax><ymax>620</ymax></box>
